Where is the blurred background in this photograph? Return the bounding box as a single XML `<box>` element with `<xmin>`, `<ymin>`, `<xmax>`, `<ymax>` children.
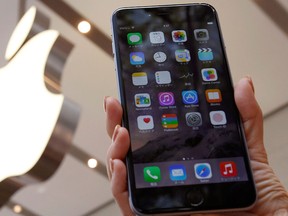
<box><xmin>0</xmin><ymin>0</ymin><xmax>287</xmax><ymax>215</ymax></box>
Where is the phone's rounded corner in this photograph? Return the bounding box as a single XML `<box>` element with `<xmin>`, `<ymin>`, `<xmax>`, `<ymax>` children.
<box><xmin>249</xmin><ymin>197</ymin><xmax>258</xmax><ymax>211</ymax></box>
<box><xmin>129</xmin><ymin>197</ymin><xmax>147</xmax><ymax>216</ymax></box>
<box><xmin>111</xmin><ymin>7</ymin><xmax>126</xmax><ymax>26</ymax></box>
<box><xmin>111</xmin><ymin>7</ymin><xmax>122</xmax><ymax>18</ymax></box>
<box><xmin>238</xmin><ymin>183</ymin><xmax>258</xmax><ymax>211</ymax></box>
<box><xmin>238</xmin><ymin>196</ymin><xmax>258</xmax><ymax>213</ymax></box>
<box><xmin>198</xmin><ymin>3</ymin><xmax>218</xmax><ymax>14</ymax></box>
<box><xmin>112</xmin><ymin>6</ymin><xmax>133</xmax><ymax>19</ymax></box>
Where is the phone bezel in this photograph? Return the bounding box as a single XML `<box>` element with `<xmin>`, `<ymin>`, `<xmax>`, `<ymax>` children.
<box><xmin>111</xmin><ymin>3</ymin><xmax>257</xmax><ymax>215</ymax></box>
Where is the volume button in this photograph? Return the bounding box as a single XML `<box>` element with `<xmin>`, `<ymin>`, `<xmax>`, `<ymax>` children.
<box><xmin>112</xmin><ymin>41</ymin><xmax>115</xmax><ymax>55</ymax></box>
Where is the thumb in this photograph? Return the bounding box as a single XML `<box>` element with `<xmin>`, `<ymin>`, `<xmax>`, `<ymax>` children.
<box><xmin>234</xmin><ymin>77</ymin><xmax>267</xmax><ymax>164</ymax></box>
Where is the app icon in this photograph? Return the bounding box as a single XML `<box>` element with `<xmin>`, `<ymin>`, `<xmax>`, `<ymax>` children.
<box><xmin>205</xmin><ymin>89</ymin><xmax>222</xmax><ymax>103</ymax></box>
<box><xmin>209</xmin><ymin>111</ymin><xmax>227</xmax><ymax>125</ymax></box>
<box><xmin>175</xmin><ymin>49</ymin><xmax>191</xmax><ymax>62</ymax></box>
<box><xmin>220</xmin><ymin>161</ymin><xmax>238</xmax><ymax>177</ymax></box>
<box><xmin>158</xmin><ymin>92</ymin><xmax>175</xmax><ymax>106</ymax></box>
<box><xmin>172</xmin><ymin>30</ymin><xmax>187</xmax><ymax>42</ymax></box>
<box><xmin>132</xmin><ymin>72</ymin><xmax>148</xmax><ymax>86</ymax></box>
<box><xmin>179</xmin><ymin>73</ymin><xmax>193</xmax><ymax>79</ymax></box>
<box><xmin>194</xmin><ymin>163</ymin><xmax>212</xmax><ymax>179</ymax></box>
<box><xmin>198</xmin><ymin>48</ymin><xmax>213</xmax><ymax>61</ymax></box>
<box><xmin>130</xmin><ymin>52</ymin><xmax>145</xmax><ymax>65</ymax></box>
<box><xmin>137</xmin><ymin>115</ymin><xmax>154</xmax><ymax>130</ymax></box>
<box><xmin>127</xmin><ymin>32</ymin><xmax>142</xmax><ymax>45</ymax></box>
<box><xmin>194</xmin><ymin>29</ymin><xmax>209</xmax><ymax>41</ymax></box>
<box><xmin>169</xmin><ymin>165</ymin><xmax>187</xmax><ymax>181</ymax></box>
<box><xmin>162</xmin><ymin>114</ymin><xmax>178</xmax><ymax>129</ymax></box>
<box><xmin>186</xmin><ymin>112</ymin><xmax>202</xmax><ymax>127</ymax></box>
<box><xmin>144</xmin><ymin>166</ymin><xmax>161</xmax><ymax>183</ymax></box>
<box><xmin>155</xmin><ymin>71</ymin><xmax>171</xmax><ymax>84</ymax></box>
<box><xmin>135</xmin><ymin>93</ymin><xmax>151</xmax><ymax>107</ymax></box>
<box><xmin>201</xmin><ymin>68</ymin><xmax>218</xmax><ymax>81</ymax></box>
<box><xmin>182</xmin><ymin>90</ymin><xmax>198</xmax><ymax>105</ymax></box>
<box><xmin>149</xmin><ymin>31</ymin><xmax>165</xmax><ymax>44</ymax></box>
<box><xmin>154</xmin><ymin>51</ymin><xmax>167</xmax><ymax>63</ymax></box>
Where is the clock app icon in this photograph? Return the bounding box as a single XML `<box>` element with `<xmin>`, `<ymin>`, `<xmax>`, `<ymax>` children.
<box><xmin>153</xmin><ymin>51</ymin><xmax>167</xmax><ymax>63</ymax></box>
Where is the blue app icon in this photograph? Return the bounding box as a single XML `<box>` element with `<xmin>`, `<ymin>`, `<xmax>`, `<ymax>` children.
<box><xmin>182</xmin><ymin>90</ymin><xmax>198</xmax><ymax>105</ymax></box>
<box><xmin>198</xmin><ymin>48</ymin><xmax>213</xmax><ymax>61</ymax></box>
<box><xmin>130</xmin><ymin>52</ymin><xmax>145</xmax><ymax>65</ymax></box>
<box><xmin>194</xmin><ymin>163</ymin><xmax>212</xmax><ymax>179</ymax></box>
<box><xmin>169</xmin><ymin>165</ymin><xmax>187</xmax><ymax>181</ymax></box>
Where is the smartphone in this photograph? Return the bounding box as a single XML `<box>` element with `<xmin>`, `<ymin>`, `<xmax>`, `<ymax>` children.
<box><xmin>111</xmin><ymin>3</ymin><xmax>256</xmax><ymax>215</ymax></box>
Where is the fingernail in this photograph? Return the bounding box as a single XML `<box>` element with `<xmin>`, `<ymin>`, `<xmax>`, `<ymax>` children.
<box><xmin>245</xmin><ymin>76</ymin><xmax>255</xmax><ymax>94</ymax></box>
<box><xmin>112</xmin><ymin>125</ymin><xmax>121</xmax><ymax>143</ymax></box>
<box><xmin>103</xmin><ymin>96</ymin><xmax>108</xmax><ymax>112</ymax></box>
<box><xmin>109</xmin><ymin>158</ymin><xmax>114</xmax><ymax>175</ymax></box>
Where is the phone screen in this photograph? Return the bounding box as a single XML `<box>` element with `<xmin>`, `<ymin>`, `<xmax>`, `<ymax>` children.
<box><xmin>112</xmin><ymin>4</ymin><xmax>256</xmax><ymax>214</ymax></box>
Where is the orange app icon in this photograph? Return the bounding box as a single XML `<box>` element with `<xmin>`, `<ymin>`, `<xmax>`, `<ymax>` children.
<box><xmin>205</xmin><ymin>89</ymin><xmax>222</xmax><ymax>103</ymax></box>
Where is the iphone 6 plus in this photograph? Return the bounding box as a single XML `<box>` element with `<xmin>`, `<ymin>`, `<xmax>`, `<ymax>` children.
<box><xmin>111</xmin><ymin>3</ymin><xmax>256</xmax><ymax>215</ymax></box>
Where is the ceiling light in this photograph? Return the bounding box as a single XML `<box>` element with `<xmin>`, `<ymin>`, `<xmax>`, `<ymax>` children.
<box><xmin>87</xmin><ymin>158</ymin><xmax>98</xmax><ymax>168</ymax></box>
<box><xmin>13</xmin><ymin>205</ymin><xmax>22</xmax><ymax>214</ymax></box>
<box><xmin>77</xmin><ymin>21</ymin><xmax>91</xmax><ymax>33</ymax></box>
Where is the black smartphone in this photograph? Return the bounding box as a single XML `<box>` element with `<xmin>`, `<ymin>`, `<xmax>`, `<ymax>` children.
<box><xmin>112</xmin><ymin>3</ymin><xmax>256</xmax><ymax>215</ymax></box>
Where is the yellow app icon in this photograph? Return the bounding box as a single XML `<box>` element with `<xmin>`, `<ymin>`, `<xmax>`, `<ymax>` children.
<box><xmin>132</xmin><ymin>72</ymin><xmax>148</xmax><ymax>86</ymax></box>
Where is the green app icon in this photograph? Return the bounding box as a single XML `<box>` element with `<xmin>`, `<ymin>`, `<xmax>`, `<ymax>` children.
<box><xmin>127</xmin><ymin>32</ymin><xmax>142</xmax><ymax>45</ymax></box>
<box><xmin>143</xmin><ymin>166</ymin><xmax>161</xmax><ymax>183</ymax></box>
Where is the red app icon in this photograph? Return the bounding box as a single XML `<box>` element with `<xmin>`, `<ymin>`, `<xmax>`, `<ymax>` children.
<box><xmin>220</xmin><ymin>161</ymin><xmax>238</xmax><ymax>177</ymax></box>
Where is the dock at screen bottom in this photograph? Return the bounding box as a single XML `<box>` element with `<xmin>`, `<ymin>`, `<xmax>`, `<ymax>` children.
<box><xmin>134</xmin><ymin>157</ymin><xmax>248</xmax><ymax>189</ymax></box>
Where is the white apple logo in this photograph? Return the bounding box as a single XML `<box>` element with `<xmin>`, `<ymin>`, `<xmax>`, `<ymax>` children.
<box><xmin>0</xmin><ymin>6</ymin><xmax>77</xmax><ymax>187</ymax></box>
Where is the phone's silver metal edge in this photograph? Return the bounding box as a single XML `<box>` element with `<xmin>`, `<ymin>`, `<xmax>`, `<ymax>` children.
<box><xmin>111</xmin><ymin>3</ymin><xmax>257</xmax><ymax>216</ymax></box>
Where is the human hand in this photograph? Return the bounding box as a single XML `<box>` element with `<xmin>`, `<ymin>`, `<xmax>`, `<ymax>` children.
<box><xmin>105</xmin><ymin>77</ymin><xmax>288</xmax><ymax>216</ymax></box>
